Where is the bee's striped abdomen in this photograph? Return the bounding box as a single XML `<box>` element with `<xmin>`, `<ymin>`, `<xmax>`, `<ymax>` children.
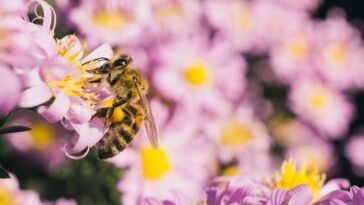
<box><xmin>96</xmin><ymin>104</ymin><xmax>144</xmax><ymax>159</ymax></box>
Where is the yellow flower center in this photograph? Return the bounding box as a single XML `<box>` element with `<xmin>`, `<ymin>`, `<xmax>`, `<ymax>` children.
<box><xmin>221</xmin><ymin>166</ymin><xmax>240</xmax><ymax>176</ymax></box>
<box><xmin>0</xmin><ymin>188</ymin><xmax>15</xmax><ymax>205</ymax></box>
<box><xmin>324</xmin><ymin>43</ymin><xmax>346</xmax><ymax>66</ymax></box>
<box><xmin>102</xmin><ymin>98</ymin><xmax>124</xmax><ymax>122</ymax></box>
<box><xmin>310</xmin><ymin>88</ymin><xmax>328</xmax><ymax>110</ymax></box>
<box><xmin>46</xmin><ymin>35</ymin><xmax>99</xmax><ymax>106</ymax></box>
<box><xmin>272</xmin><ymin>160</ymin><xmax>325</xmax><ymax>198</ymax></box>
<box><xmin>237</xmin><ymin>5</ymin><xmax>251</xmax><ymax>31</ymax></box>
<box><xmin>141</xmin><ymin>147</ymin><xmax>170</xmax><ymax>180</ymax></box>
<box><xmin>220</xmin><ymin>122</ymin><xmax>254</xmax><ymax>147</ymax></box>
<box><xmin>156</xmin><ymin>5</ymin><xmax>182</xmax><ymax>20</ymax></box>
<box><xmin>92</xmin><ymin>11</ymin><xmax>128</xmax><ymax>30</ymax></box>
<box><xmin>287</xmin><ymin>37</ymin><xmax>308</xmax><ymax>59</ymax></box>
<box><xmin>30</xmin><ymin>123</ymin><xmax>55</xmax><ymax>150</ymax></box>
<box><xmin>184</xmin><ymin>63</ymin><xmax>209</xmax><ymax>86</ymax></box>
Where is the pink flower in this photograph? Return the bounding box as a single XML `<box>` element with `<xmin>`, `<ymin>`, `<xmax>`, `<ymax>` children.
<box><xmin>0</xmin><ymin>65</ymin><xmax>21</xmax><ymax>114</ymax></box>
<box><xmin>0</xmin><ymin>173</ymin><xmax>43</xmax><ymax>205</ymax></box>
<box><xmin>153</xmin><ymin>34</ymin><xmax>246</xmax><ymax>115</ymax></box>
<box><xmin>261</xmin><ymin>0</ymin><xmax>322</xmax><ymax>12</ymax></box>
<box><xmin>69</xmin><ymin>0</ymin><xmax>147</xmax><ymax>47</ymax></box>
<box><xmin>345</xmin><ymin>134</ymin><xmax>364</xmax><ymax>176</ymax></box>
<box><xmin>289</xmin><ymin>79</ymin><xmax>354</xmax><ymax>138</ymax></box>
<box><xmin>107</xmin><ymin>101</ymin><xmax>216</xmax><ymax>204</ymax></box>
<box><xmin>313</xmin><ymin>14</ymin><xmax>364</xmax><ymax>90</ymax></box>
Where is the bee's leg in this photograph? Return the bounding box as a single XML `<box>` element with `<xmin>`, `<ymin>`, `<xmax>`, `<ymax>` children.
<box><xmin>91</xmin><ymin>107</ymin><xmax>109</xmax><ymax>120</ymax></box>
<box><xmin>88</xmin><ymin>77</ymin><xmax>103</xmax><ymax>84</ymax></box>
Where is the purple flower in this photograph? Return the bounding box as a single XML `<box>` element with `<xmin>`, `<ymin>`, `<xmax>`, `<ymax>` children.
<box><xmin>0</xmin><ymin>65</ymin><xmax>21</xmax><ymax>114</ymax></box>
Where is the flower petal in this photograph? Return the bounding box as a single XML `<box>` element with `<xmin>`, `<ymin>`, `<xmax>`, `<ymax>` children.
<box><xmin>19</xmin><ymin>83</ymin><xmax>52</xmax><ymax>108</ymax></box>
<box><xmin>80</xmin><ymin>44</ymin><xmax>113</xmax><ymax>64</ymax></box>
<box><xmin>37</xmin><ymin>92</ymin><xmax>70</xmax><ymax>123</ymax></box>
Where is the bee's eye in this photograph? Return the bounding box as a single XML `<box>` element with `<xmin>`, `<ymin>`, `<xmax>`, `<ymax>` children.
<box><xmin>112</xmin><ymin>58</ymin><xmax>129</xmax><ymax>69</ymax></box>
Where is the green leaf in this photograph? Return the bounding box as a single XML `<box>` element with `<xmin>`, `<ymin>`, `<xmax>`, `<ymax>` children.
<box><xmin>0</xmin><ymin>164</ymin><xmax>10</xmax><ymax>178</ymax></box>
<box><xmin>0</xmin><ymin>126</ymin><xmax>31</xmax><ymax>135</ymax></box>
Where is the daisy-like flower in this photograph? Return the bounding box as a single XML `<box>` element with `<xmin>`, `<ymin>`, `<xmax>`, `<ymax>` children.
<box><xmin>0</xmin><ymin>65</ymin><xmax>21</xmax><ymax>114</ymax></box>
<box><xmin>269</xmin><ymin>117</ymin><xmax>336</xmax><ymax>173</ymax></box>
<box><xmin>107</xmin><ymin>101</ymin><xmax>216</xmax><ymax>204</ymax></box>
<box><xmin>143</xmin><ymin>0</ymin><xmax>202</xmax><ymax>41</ymax></box>
<box><xmin>289</xmin><ymin>79</ymin><xmax>354</xmax><ymax>138</ymax></box>
<box><xmin>345</xmin><ymin>134</ymin><xmax>364</xmax><ymax>176</ymax></box>
<box><xmin>269</xmin><ymin>19</ymin><xmax>316</xmax><ymax>83</ymax></box>
<box><xmin>204</xmin><ymin>0</ymin><xmax>265</xmax><ymax>53</ymax></box>
<box><xmin>12</xmin><ymin>0</ymin><xmax>113</xmax><ymax>158</ymax></box>
<box><xmin>5</xmin><ymin>109</ymin><xmax>71</xmax><ymax>169</ymax></box>
<box><xmin>262</xmin><ymin>0</ymin><xmax>322</xmax><ymax>12</ymax></box>
<box><xmin>0</xmin><ymin>173</ymin><xmax>43</xmax><ymax>205</ymax></box>
<box><xmin>204</xmin><ymin>105</ymin><xmax>271</xmax><ymax>170</ymax></box>
<box><xmin>153</xmin><ymin>34</ymin><xmax>246</xmax><ymax>115</ymax></box>
<box><xmin>313</xmin><ymin>14</ymin><xmax>364</xmax><ymax>90</ymax></box>
<box><xmin>69</xmin><ymin>0</ymin><xmax>147</xmax><ymax>47</ymax></box>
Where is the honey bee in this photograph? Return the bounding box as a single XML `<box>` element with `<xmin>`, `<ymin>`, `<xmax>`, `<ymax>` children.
<box><xmin>84</xmin><ymin>54</ymin><xmax>158</xmax><ymax>159</ymax></box>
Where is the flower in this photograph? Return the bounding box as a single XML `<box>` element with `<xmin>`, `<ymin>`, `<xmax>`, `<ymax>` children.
<box><xmin>0</xmin><ymin>65</ymin><xmax>21</xmax><ymax>114</ymax></box>
<box><xmin>203</xmin><ymin>105</ymin><xmax>271</xmax><ymax>169</ymax></box>
<box><xmin>345</xmin><ymin>134</ymin><xmax>364</xmax><ymax>176</ymax></box>
<box><xmin>0</xmin><ymin>173</ymin><xmax>43</xmax><ymax>205</ymax></box>
<box><xmin>204</xmin><ymin>0</ymin><xmax>264</xmax><ymax>52</ymax></box>
<box><xmin>313</xmin><ymin>14</ymin><xmax>364</xmax><ymax>90</ymax></box>
<box><xmin>107</xmin><ymin>101</ymin><xmax>216</xmax><ymax>204</ymax></box>
<box><xmin>153</xmin><ymin>34</ymin><xmax>246</xmax><ymax>115</ymax></box>
<box><xmin>5</xmin><ymin>109</ymin><xmax>72</xmax><ymax>169</ymax></box>
<box><xmin>289</xmin><ymin>79</ymin><xmax>354</xmax><ymax>138</ymax></box>
<box><xmin>68</xmin><ymin>0</ymin><xmax>147</xmax><ymax>47</ymax></box>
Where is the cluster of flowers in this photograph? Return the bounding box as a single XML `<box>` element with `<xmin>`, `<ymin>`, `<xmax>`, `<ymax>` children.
<box><xmin>1</xmin><ymin>0</ymin><xmax>364</xmax><ymax>204</ymax></box>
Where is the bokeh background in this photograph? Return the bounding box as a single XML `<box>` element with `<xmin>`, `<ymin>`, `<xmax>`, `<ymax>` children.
<box><xmin>2</xmin><ymin>0</ymin><xmax>364</xmax><ymax>204</ymax></box>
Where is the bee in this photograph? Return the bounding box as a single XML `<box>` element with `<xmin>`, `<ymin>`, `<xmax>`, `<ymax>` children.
<box><xmin>83</xmin><ymin>54</ymin><xmax>158</xmax><ymax>159</ymax></box>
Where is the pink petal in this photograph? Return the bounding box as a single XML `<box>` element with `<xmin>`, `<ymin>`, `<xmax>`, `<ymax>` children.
<box><xmin>66</xmin><ymin>103</ymin><xmax>94</xmax><ymax>124</ymax></box>
<box><xmin>19</xmin><ymin>83</ymin><xmax>52</xmax><ymax>108</ymax></box>
<box><xmin>37</xmin><ymin>92</ymin><xmax>70</xmax><ymax>123</ymax></box>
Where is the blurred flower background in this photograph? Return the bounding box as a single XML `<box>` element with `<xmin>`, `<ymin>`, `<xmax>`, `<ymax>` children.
<box><xmin>2</xmin><ymin>0</ymin><xmax>364</xmax><ymax>204</ymax></box>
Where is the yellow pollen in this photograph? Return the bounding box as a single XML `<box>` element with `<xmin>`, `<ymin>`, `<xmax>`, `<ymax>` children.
<box><xmin>0</xmin><ymin>187</ymin><xmax>15</xmax><ymax>205</ymax></box>
<box><xmin>30</xmin><ymin>123</ymin><xmax>55</xmax><ymax>150</ymax></box>
<box><xmin>141</xmin><ymin>147</ymin><xmax>170</xmax><ymax>180</ymax></box>
<box><xmin>46</xmin><ymin>75</ymin><xmax>98</xmax><ymax>105</ymax></box>
<box><xmin>287</xmin><ymin>37</ymin><xmax>307</xmax><ymax>59</ymax></box>
<box><xmin>220</xmin><ymin>122</ymin><xmax>254</xmax><ymax>147</ymax></box>
<box><xmin>184</xmin><ymin>63</ymin><xmax>209</xmax><ymax>86</ymax></box>
<box><xmin>310</xmin><ymin>89</ymin><xmax>328</xmax><ymax>109</ymax></box>
<box><xmin>92</xmin><ymin>11</ymin><xmax>128</xmax><ymax>30</ymax></box>
<box><xmin>272</xmin><ymin>159</ymin><xmax>326</xmax><ymax>198</ymax></box>
<box><xmin>102</xmin><ymin>98</ymin><xmax>124</xmax><ymax>122</ymax></box>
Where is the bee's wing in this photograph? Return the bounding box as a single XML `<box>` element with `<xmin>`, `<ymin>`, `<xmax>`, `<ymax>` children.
<box><xmin>135</xmin><ymin>82</ymin><xmax>158</xmax><ymax>148</ymax></box>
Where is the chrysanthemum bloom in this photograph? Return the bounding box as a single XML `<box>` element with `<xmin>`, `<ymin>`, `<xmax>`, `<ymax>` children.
<box><xmin>251</xmin><ymin>1</ymin><xmax>309</xmax><ymax>48</ymax></box>
<box><xmin>269</xmin><ymin>20</ymin><xmax>316</xmax><ymax>83</ymax></box>
<box><xmin>261</xmin><ymin>0</ymin><xmax>322</xmax><ymax>12</ymax></box>
<box><xmin>153</xmin><ymin>34</ymin><xmax>246</xmax><ymax>115</ymax></box>
<box><xmin>68</xmin><ymin>0</ymin><xmax>147</xmax><ymax>47</ymax></box>
<box><xmin>12</xmin><ymin>0</ymin><xmax>113</xmax><ymax>157</ymax></box>
<box><xmin>313</xmin><ymin>14</ymin><xmax>364</xmax><ymax>90</ymax></box>
<box><xmin>345</xmin><ymin>134</ymin><xmax>364</xmax><ymax>176</ymax></box>
<box><xmin>5</xmin><ymin>109</ymin><xmax>71</xmax><ymax>169</ymax></box>
<box><xmin>107</xmin><ymin>101</ymin><xmax>216</xmax><ymax>204</ymax></box>
<box><xmin>204</xmin><ymin>0</ymin><xmax>264</xmax><ymax>52</ymax></box>
<box><xmin>204</xmin><ymin>106</ymin><xmax>271</xmax><ymax>170</ymax></box>
<box><xmin>0</xmin><ymin>173</ymin><xmax>43</xmax><ymax>205</ymax></box>
<box><xmin>269</xmin><ymin>117</ymin><xmax>336</xmax><ymax>173</ymax></box>
<box><xmin>142</xmin><ymin>0</ymin><xmax>202</xmax><ymax>41</ymax></box>
<box><xmin>0</xmin><ymin>66</ymin><xmax>21</xmax><ymax>114</ymax></box>
<box><xmin>289</xmin><ymin>79</ymin><xmax>353</xmax><ymax>138</ymax></box>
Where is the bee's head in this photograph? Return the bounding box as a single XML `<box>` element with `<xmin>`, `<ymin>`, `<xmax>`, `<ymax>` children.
<box><xmin>111</xmin><ymin>55</ymin><xmax>132</xmax><ymax>71</ymax></box>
